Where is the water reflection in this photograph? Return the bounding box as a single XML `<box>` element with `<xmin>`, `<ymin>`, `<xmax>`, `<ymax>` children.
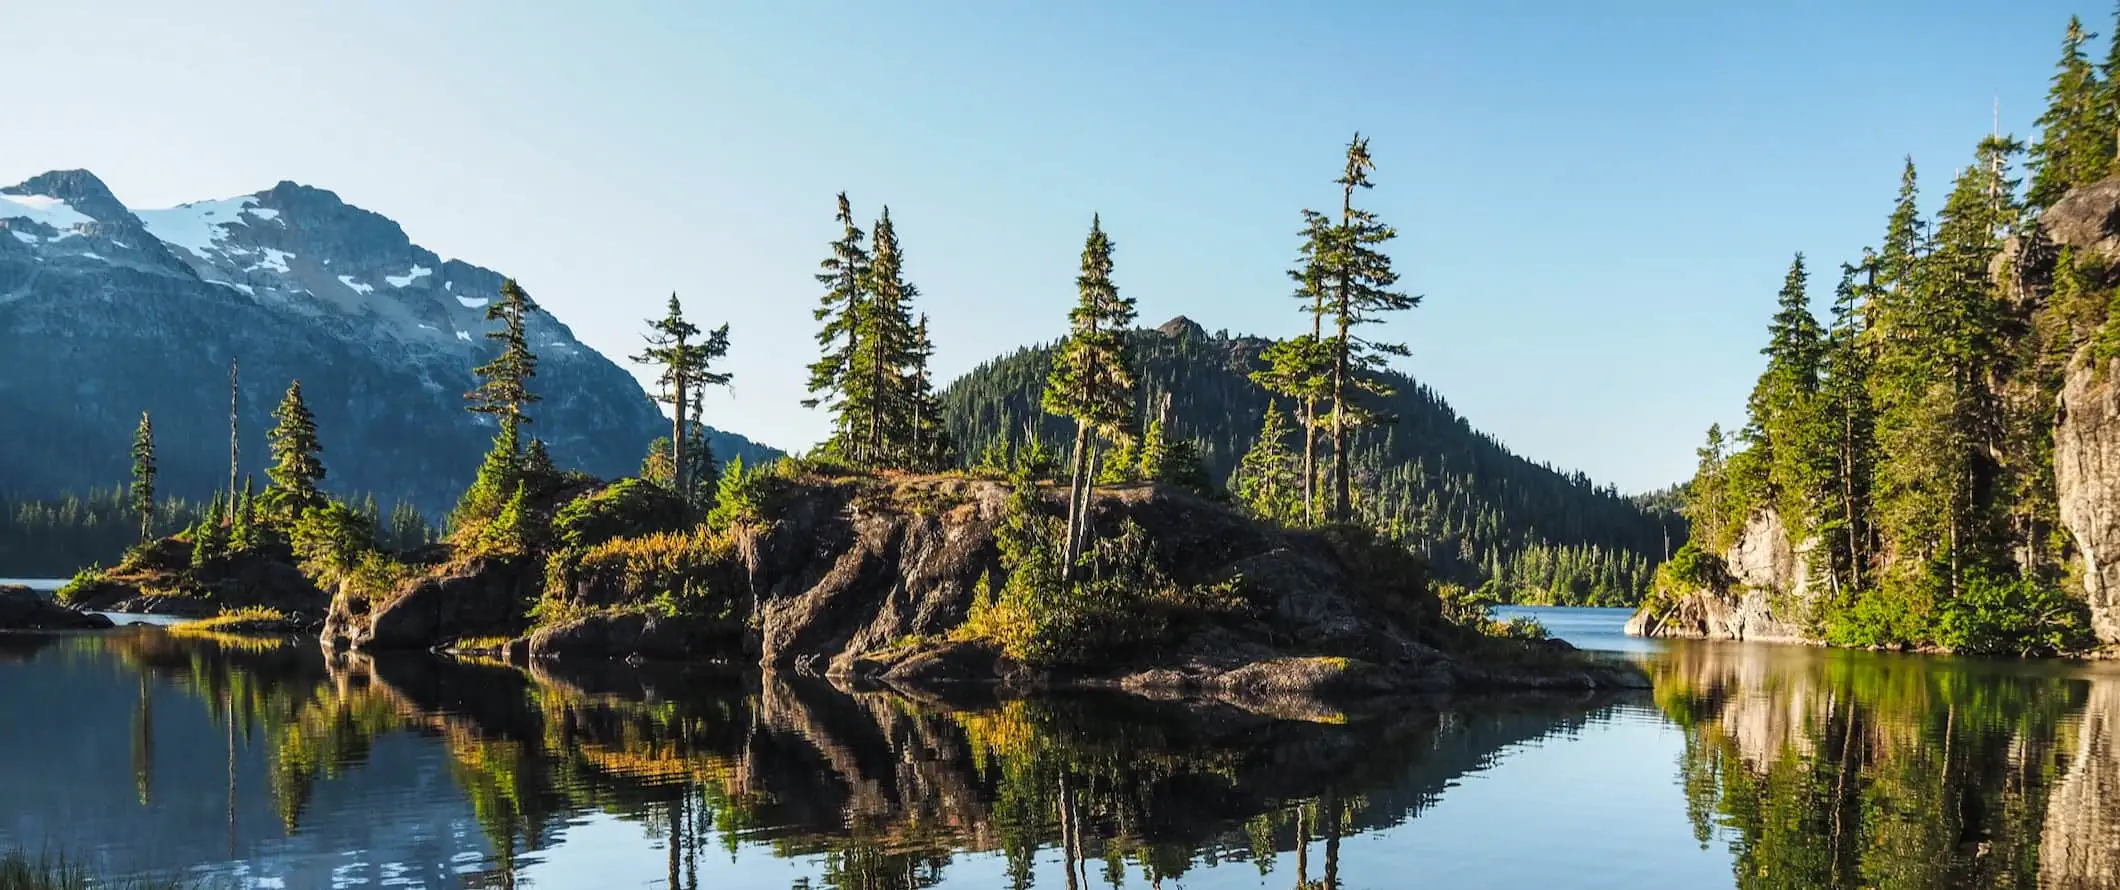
<box><xmin>0</xmin><ymin>629</ymin><xmax>1631</xmax><ymax>888</ymax></box>
<box><xmin>4</xmin><ymin>626</ymin><xmax>2118</xmax><ymax>888</ymax></box>
<box><xmin>1651</xmin><ymin>642</ymin><xmax>2120</xmax><ymax>889</ymax></box>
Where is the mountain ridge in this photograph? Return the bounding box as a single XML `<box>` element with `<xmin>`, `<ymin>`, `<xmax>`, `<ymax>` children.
<box><xmin>0</xmin><ymin>168</ymin><xmax>778</xmax><ymax>515</ymax></box>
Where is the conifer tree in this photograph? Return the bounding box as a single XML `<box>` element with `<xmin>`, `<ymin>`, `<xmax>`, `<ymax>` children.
<box><xmin>905</xmin><ymin>314</ymin><xmax>954</xmax><ymax>471</ymax></box>
<box><xmin>806</xmin><ymin>193</ymin><xmax>872</xmax><ymax>449</ymax></box>
<box><xmin>844</xmin><ymin>206</ymin><xmax>921</xmax><ymax>466</ymax></box>
<box><xmin>467</xmin><ymin>279</ymin><xmax>543</xmax><ymax>457</ymax></box>
<box><xmin>2029</xmin><ymin>16</ymin><xmax>2110</xmax><ymax>210</ymax></box>
<box><xmin>1817</xmin><ymin>261</ymin><xmax>1878</xmax><ymax>594</ymax></box>
<box><xmin>632</xmin><ymin>293</ymin><xmax>731</xmax><ymax>497</ymax></box>
<box><xmin>1683</xmin><ymin>424</ymin><xmax>1732</xmax><ymax>550</ymax></box>
<box><xmin>1233</xmin><ymin>401</ymin><xmax>1303</xmax><ymax>524</ymax></box>
<box><xmin>1744</xmin><ymin>254</ymin><xmax>1829</xmax><ymax>533</ymax></box>
<box><xmin>265</xmin><ymin>381</ymin><xmax>325</xmax><ymax>521</ymax></box>
<box><xmin>522</xmin><ymin>437</ymin><xmax>557</xmax><ymax>483</ymax></box>
<box><xmin>635</xmin><ymin>293</ymin><xmax>699</xmax><ymax>492</ymax></box>
<box><xmin>1251</xmin><ymin>333</ymin><xmax>1331</xmax><ymax>521</ymax></box>
<box><xmin>642</xmin><ymin>437</ymin><xmax>678</xmax><ymax>488</ymax></box>
<box><xmin>1136</xmin><ymin>415</ymin><xmax>1169</xmax><ymax>482</ymax></box>
<box><xmin>1042</xmin><ymin>215</ymin><xmax>1137</xmax><ymax>569</ymax></box>
<box><xmin>232</xmin><ymin>477</ymin><xmax>259</xmax><ymax>552</ymax></box>
<box><xmin>1315</xmin><ymin>133</ymin><xmax>1419</xmax><ymax>522</ymax></box>
<box><xmin>130</xmin><ymin>412</ymin><xmax>156</xmax><ymax>543</ymax></box>
<box><xmin>1869</xmin><ymin>138</ymin><xmax>2018</xmax><ymax>604</ymax></box>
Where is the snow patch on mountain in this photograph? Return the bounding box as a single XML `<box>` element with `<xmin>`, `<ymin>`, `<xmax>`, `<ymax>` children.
<box><xmin>136</xmin><ymin>196</ymin><xmax>277</xmax><ymax>259</ymax></box>
<box><xmin>9</xmin><ymin>231</ymin><xmax>34</xmax><ymax>245</ymax></box>
<box><xmin>249</xmin><ymin>248</ymin><xmax>293</xmax><ymax>274</ymax></box>
<box><xmin>0</xmin><ymin>194</ymin><xmax>93</xmax><ymax>232</ymax></box>
<box><xmin>338</xmin><ymin>274</ymin><xmax>375</xmax><ymax>295</ymax></box>
<box><xmin>455</xmin><ymin>330</ymin><xmax>471</xmax><ymax>342</ymax></box>
<box><xmin>385</xmin><ymin>265</ymin><xmax>431</xmax><ymax>287</ymax></box>
<box><xmin>456</xmin><ymin>295</ymin><xmax>488</xmax><ymax>309</ymax></box>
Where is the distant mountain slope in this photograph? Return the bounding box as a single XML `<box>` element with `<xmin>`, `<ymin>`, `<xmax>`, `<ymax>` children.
<box><xmin>0</xmin><ymin>170</ymin><xmax>777</xmax><ymax>514</ymax></box>
<box><xmin>938</xmin><ymin>317</ymin><xmax>1678</xmax><ymax>603</ymax></box>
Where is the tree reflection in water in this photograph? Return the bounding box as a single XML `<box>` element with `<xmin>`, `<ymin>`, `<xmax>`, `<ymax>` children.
<box><xmin>55</xmin><ymin>629</ymin><xmax>1627</xmax><ymax>889</ymax></box>
<box><xmin>1652</xmin><ymin>642</ymin><xmax>2120</xmax><ymax>890</ymax></box>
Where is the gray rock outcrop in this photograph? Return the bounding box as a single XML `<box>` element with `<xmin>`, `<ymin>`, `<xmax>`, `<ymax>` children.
<box><xmin>0</xmin><ymin>585</ymin><xmax>114</xmax><ymax>630</ymax></box>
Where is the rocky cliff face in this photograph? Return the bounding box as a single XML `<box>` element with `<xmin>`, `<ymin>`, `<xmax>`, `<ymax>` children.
<box><xmin>1625</xmin><ymin>507</ymin><xmax>1815</xmax><ymax>643</ymax></box>
<box><xmin>2044</xmin><ymin>181</ymin><xmax>2120</xmax><ymax>647</ymax></box>
<box><xmin>2057</xmin><ymin>351</ymin><xmax>2120</xmax><ymax>646</ymax></box>
<box><xmin>0</xmin><ymin>170</ymin><xmax>775</xmax><ymax>515</ymax></box>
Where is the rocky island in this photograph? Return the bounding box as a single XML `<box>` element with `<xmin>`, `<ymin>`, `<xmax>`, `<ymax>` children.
<box><xmin>40</xmin><ymin>463</ymin><xmax>1642</xmax><ymax>705</ymax></box>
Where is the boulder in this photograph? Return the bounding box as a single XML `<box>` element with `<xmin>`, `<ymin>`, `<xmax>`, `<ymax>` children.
<box><xmin>526</xmin><ymin>612</ymin><xmax>731</xmax><ymax>662</ymax></box>
<box><xmin>0</xmin><ymin>585</ymin><xmax>115</xmax><ymax>631</ymax></box>
<box><xmin>325</xmin><ymin>556</ymin><xmax>536</xmax><ymax>651</ymax></box>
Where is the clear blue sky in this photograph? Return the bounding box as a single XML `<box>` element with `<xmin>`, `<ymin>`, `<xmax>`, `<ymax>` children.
<box><xmin>2</xmin><ymin>0</ymin><xmax>2097</xmax><ymax>492</ymax></box>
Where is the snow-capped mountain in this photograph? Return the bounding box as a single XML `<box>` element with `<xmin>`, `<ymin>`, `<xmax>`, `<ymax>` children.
<box><xmin>0</xmin><ymin>170</ymin><xmax>775</xmax><ymax>513</ymax></box>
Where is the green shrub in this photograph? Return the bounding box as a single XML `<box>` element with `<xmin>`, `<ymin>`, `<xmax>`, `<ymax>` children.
<box><xmin>1436</xmin><ymin>582</ymin><xmax>1499</xmax><ymax>628</ymax></box>
<box><xmin>1825</xmin><ymin>569</ymin><xmax>1939</xmax><ymax>649</ymax></box>
<box><xmin>954</xmin><ymin>470</ymin><xmax>1258</xmax><ymax>666</ymax></box>
<box><xmin>289</xmin><ymin>501</ymin><xmax>377</xmax><ymax>588</ymax></box>
<box><xmin>708</xmin><ymin>455</ymin><xmax>775</xmax><ymax>531</ymax></box>
<box><xmin>551</xmin><ymin>480</ymin><xmax>687</xmax><ymax>555</ymax></box>
<box><xmin>1656</xmin><ymin>541</ymin><xmax>1731</xmax><ymax>592</ymax></box>
<box><xmin>1490</xmin><ymin>615</ymin><xmax>1550</xmax><ymax>641</ymax></box>
<box><xmin>1936</xmin><ymin>571</ymin><xmax>2095</xmax><ymax>656</ymax></box>
<box><xmin>53</xmin><ymin>567</ymin><xmax>107</xmax><ymax>606</ymax></box>
<box><xmin>557</xmin><ymin>527</ymin><xmax>746</xmax><ymax>621</ymax></box>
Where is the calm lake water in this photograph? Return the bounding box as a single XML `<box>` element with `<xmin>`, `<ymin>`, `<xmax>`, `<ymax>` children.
<box><xmin>1</xmin><ymin>608</ymin><xmax>2116</xmax><ymax>889</ymax></box>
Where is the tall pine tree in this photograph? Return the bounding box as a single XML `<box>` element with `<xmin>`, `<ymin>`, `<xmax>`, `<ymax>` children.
<box><xmin>1816</xmin><ymin>260</ymin><xmax>1878</xmax><ymax>595</ymax></box>
<box><xmin>467</xmin><ymin>279</ymin><xmax>543</xmax><ymax>457</ymax></box>
<box><xmin>130</xmin><ymin>412</ymin><xmax>156</xmax><ymax>543</ymax></box>
<box><xmin>806</xmin><ymin>193</ymin><xmax>872</xmax><ymax>451</ymax></box>
<box><xmin>2029</xmin><ymin>16</ymin><xmax>2110</xmax><ymax>210</ymax></box>
<box><xmin>847</xmin><ymin>206</ymin><xmax>920</xmax><ymax>466</ymax></box>
<box><xmin>633</xmin><ymin>293</ymin><xmax>730</xmax><ymax>500</ymax></box>
<box><xmin>905</xmin><ymin>314</ymin><xmax>954</xmax><ymax>471</ymax></box>
<box><xmin>1232</xmin><ymin>401</ymin><xmax>1302</xmax><ymax>524</ymax></box>
<box><xmin>1042</xmin><ymin>215</ymin><xmax>1137</xmax><ymax>570</ymax></box>
<box><xmin>1316</xmin><ymin>133</ymin><xmax>1419</xmax><ymax>522</ymax></box>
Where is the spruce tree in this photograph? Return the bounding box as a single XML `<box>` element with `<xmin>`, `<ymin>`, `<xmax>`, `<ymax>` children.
<box><xmin>1233</xmin><ymin>401</ymin><xmax>1303</xmax><ymax>525</ymax></box>
<box><xmin>130</xmin><ymin>412</ymin><xmax>156</xmax><ymax>543</ymax></box>
<box><xmin>265</xmin><ymin>381</ymin><xmax>326</xmax><ymax>522</ymax></box>
<box><xmin>905</xmin><ymin>314</ymin><xmax>954</xmax><ymax>471</ymax></box>
<box><xmin>1817</xmin><ymin>261</ymin><xmax>1878</xmax><ymax>595</ymax></box>
<box><xmin>467</xmin><ymin>278</ymin><xmax>543</xmax><ymax>457</ymax></box>
<box><xmin>522</xmin><ymin>438</ymin><xmax>557</xmax><ymax>484</ymax></box>
<box><xmin>1250</xmin><ymin>333</ymin><xmax>1331</xmax><ymax>521</ymax></box>
<box><xmin>1315</xmin><ymin>133</ymin><xmax>1419</xmax><ymax>522</ymax></box>
<box><xmin>2030</xmin><ymin>16</ymin><xmax>2110</xmax><ymax>210</ymax></box>
<box><xmin>842</xmin><ymin>206</ymin><xmax>920</xmax><ymax>466</ymax></box>
<box><xmin>1042</xmin><ymin>215</ymin><xmax>1137</xmax><ymax>570</ymax></box>
<box><xmin>1744</xmin><ymin>254</ymin><xmax>1828</xmax><ymax>532</ymax></box>
<box><xmin>232</xmin><ymin>477</ymin><xmax>259</xmax><ymax>552</ymax></box>
<box><xmin>805</xmin><ymin>193</ymin><xmax>872</xmax><ymax>450</ymax></box>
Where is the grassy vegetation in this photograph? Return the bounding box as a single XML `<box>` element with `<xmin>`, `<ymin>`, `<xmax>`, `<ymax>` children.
<box><xmin>167</xmin><ymin>606</ymin><xmax>288</xmax><ymax>635</ymax></box>
<box><xmin>0</xmin><ymin>851</ymin><xmax>187</xmax><ymax>890</ymax></box>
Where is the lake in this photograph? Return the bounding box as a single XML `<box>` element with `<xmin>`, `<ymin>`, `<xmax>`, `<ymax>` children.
<box><xmin>0</xmin><ymin>608</ymin><xmax>2115</xmax><ymax>889</ymax></box>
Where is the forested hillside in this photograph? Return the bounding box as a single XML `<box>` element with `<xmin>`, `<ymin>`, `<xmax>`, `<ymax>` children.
<box><xmin>1644</xmin><ymin>11</ymin><xmax>2120</xmax><ymax>653</ymax></box>
<box><xmin>939</xmin><ymin>317</ymin><xmax>1680</xmax><ymax>605</ymax></box>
